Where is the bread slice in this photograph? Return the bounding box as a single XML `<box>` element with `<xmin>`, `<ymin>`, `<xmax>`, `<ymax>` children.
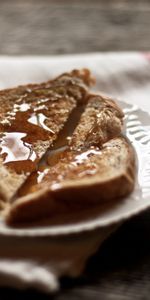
<box><xmin>5</xmin><ymin>89</ymin><xmax>135</xmax><ymax>224</ymax></box>
<box><xmin>0</xmin><ymin>69</ymin><xmax>93</xmax><ymax>204</ymax></box>
<box><xmin>6</xmin><ymin>136</ymin><xmax>135</xmax><ymax>224</ymax></box>
<box><xmin>69</xmin><ymin>93</ymin><xmax>124</xmax><ymax>150</ymax></box>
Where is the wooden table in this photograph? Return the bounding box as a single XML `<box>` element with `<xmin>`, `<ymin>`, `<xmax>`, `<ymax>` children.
<box><xmin>1</xmin><ymin>0</ymin><xmax>150</xmax><ymax>54</ymax></box>
<box><xmin>1</xmin><ymin>1</ymin><xmax>150</xmax><ymax>299</ymax></box>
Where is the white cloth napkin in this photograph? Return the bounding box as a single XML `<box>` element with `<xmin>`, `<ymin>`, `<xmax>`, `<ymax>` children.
<box><xmin>0</xmin><ymin>52</ymin><xmax>150</xmax><ymax>292</ymax></box>
<box><xmin>0</xmin><ymin>226</ymin><xmax>117</xmax><ymax>293</ymax></box>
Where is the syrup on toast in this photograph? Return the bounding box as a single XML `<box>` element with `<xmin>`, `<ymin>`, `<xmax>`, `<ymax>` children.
<box><xmin>6</xmin><ymin>136</ymin><xmax>135</xmax><ymax>224</ymax></box>
<box><xmin>5</xmin><ymin>92</ymin><xmax>135</xmax><ymax>224</ymax></box>
<box><xmin>0</xmin><ymin>69</ymin><xmax>94</xmax><ymax>204</ymax></box>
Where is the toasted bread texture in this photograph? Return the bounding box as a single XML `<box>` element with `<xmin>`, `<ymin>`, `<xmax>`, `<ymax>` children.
<box><xmin>0</xmin><ymin>69</ymin><xmax>135</xmax><ymax>224</ymax></box>
<box><xmin>0</xmin><ymin>69</ymin><xmax>93</xmax><ymax>203</ymax></box>
<box><xmin>6</xmin><ymin>90</ymin><xmax>134</xmax><ymax>224</ymax></box>
<box><xmin>6</xmin><ymin>136</ymin><xmax>135</xmax><ymax>223</ymax></box>
<box><xmin>70</xmin><ymin>94</ymin><xmax>124</xmax><ymax>150</ymax></box>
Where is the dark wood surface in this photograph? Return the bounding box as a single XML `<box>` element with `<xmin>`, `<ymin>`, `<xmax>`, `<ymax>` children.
<box><xmin>1</xmin><ymin>1</ymin><xmax>150</xmax><ymax>299</ymax></box>
<box><xmin>1</xmin><ymin>0</ymin><xmax>150</xmax><ymax>55</ymax></box>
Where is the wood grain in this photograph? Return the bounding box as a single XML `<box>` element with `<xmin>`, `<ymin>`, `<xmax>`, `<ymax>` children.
<box><xmin>0</xmin><ymin>0</ymin><xmax>150</xmax><ymax>55</ymax></box>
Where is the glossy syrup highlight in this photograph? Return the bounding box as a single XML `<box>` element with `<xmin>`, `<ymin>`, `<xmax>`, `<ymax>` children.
<box><xmin>0</xmin><ymin>96</ymin><xmax>54</xmax><ymax>173</ymax></box>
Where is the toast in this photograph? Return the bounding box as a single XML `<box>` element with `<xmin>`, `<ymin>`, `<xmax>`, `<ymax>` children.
<box><xmin>5</xmin><ymin>92</ymin><xmax>135</xmax><ymax>224</ymax></box>
<box><xmin>0</xmin><ymin>69</ymin><xmax>94</xmax><ymax>204</ymax></box>
<box><xmin>6</xmin><ymin>136</ymin><xmax>135</xmax><ymax>223</ymax></box>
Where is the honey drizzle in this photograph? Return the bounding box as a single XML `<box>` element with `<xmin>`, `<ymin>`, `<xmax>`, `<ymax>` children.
<box><xmin>15</xmin><ymin>103</ymin><xmax>86</xmax><ymax>198</ymax></box>
<box><xmin>0</xmin><ymin>75</ymin><xmax>88</xmax><ymax>174</ymax></box>
<box><xmin>0</xmin><ymin>95</ymin><xmax>54</xmax><ymax>173</ymax></box>
<box><xmin>17</xmin><ymin>146</ymin><xmax>103</xmax><ymax>197</ymax></box>
<box><xmin>13</xmin><ymin>96</ymin><xmax>111</xmax><ymax>198</ymax></box>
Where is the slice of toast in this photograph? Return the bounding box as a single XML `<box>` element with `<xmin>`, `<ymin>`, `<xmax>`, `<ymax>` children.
<box><xmin>0</xmin><ymin>69</ymin><xmax>93</xmax><ymax>204</ymax></box>
<box><xmin>6</xmin><ymin>136</ymin><xmax>135</xmax><ymax>223</ymax></box>
<box><xmin>5</xmin><ymin>92</ymin><xmax>135</xmax><ymax>224</ymax></box>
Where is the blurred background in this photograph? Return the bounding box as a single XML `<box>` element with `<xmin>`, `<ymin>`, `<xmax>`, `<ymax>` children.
<box><xmin>1</xmin><ymin>0</ymin><xmax>150</xmax><ymax>55</ymax></box>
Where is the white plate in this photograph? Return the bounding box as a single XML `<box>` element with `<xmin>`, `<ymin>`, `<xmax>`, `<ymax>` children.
<box><xmin>0</xmin><ymin>100</ymin><xmax>150</xmax><ymax>237</ymax></box>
